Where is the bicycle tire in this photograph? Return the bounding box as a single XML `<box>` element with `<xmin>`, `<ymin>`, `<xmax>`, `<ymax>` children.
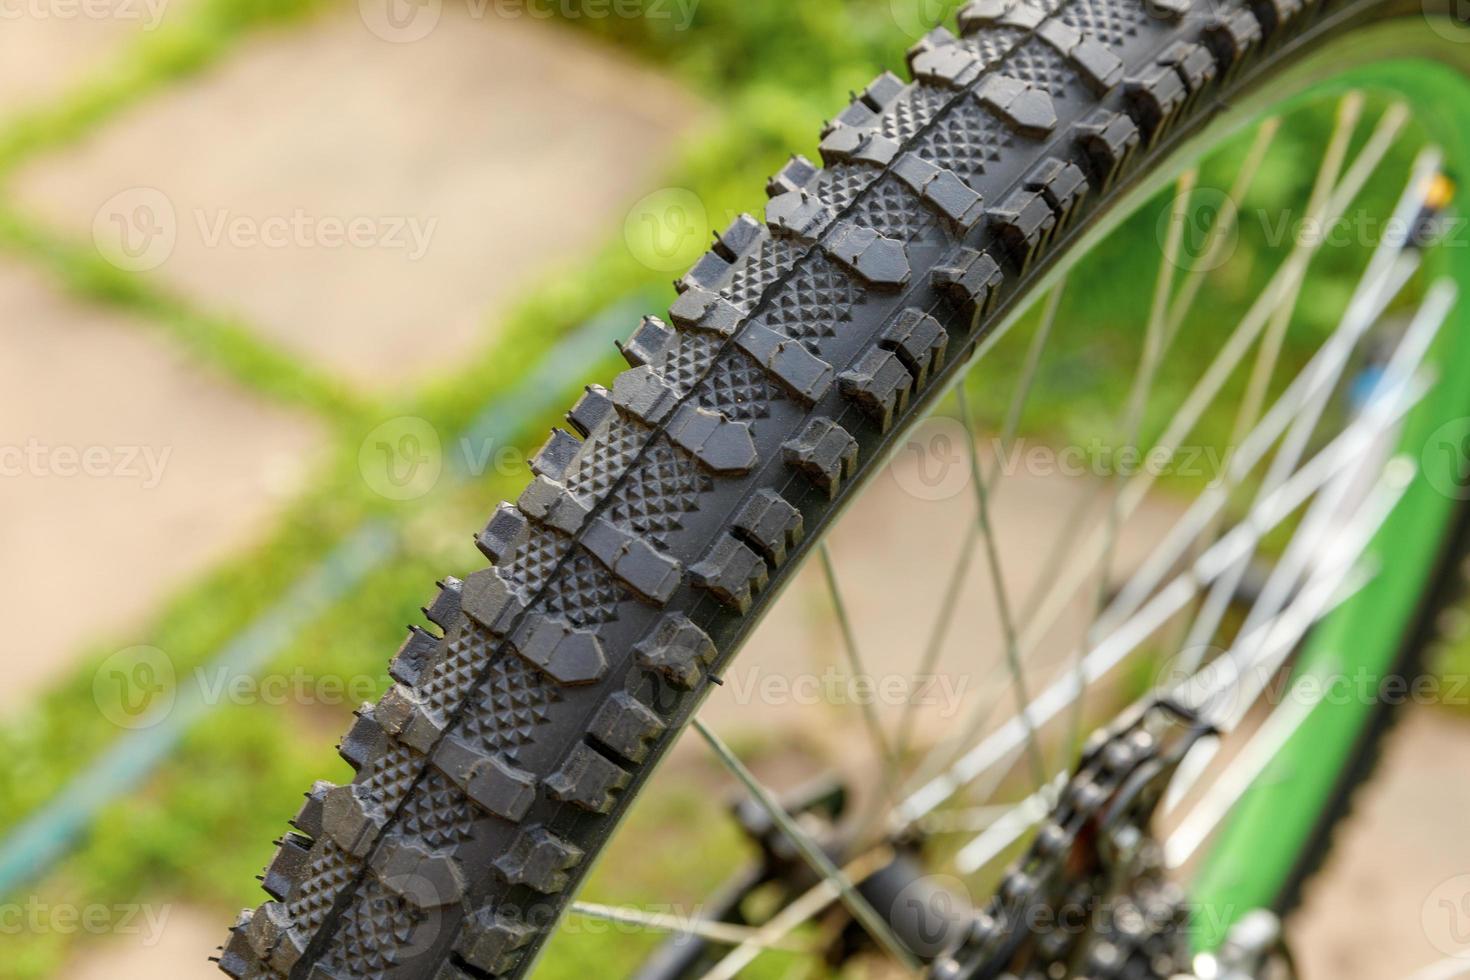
<box><xmin>219</xmin><ymin>1</ymin><xmax>1470</xmax><ymax>977</ymax></box>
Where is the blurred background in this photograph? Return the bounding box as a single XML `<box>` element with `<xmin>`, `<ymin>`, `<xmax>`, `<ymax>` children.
<box><xmin>1</xmin><ymin>0</ymin><xmax>1468</xmax><ymax>977</ymax></box>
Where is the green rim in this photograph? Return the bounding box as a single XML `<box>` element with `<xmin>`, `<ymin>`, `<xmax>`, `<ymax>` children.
<box><xmin>1189</xmin><ymin>24</ymin><xmax>1470</xmax><ymax>951</ymax></box>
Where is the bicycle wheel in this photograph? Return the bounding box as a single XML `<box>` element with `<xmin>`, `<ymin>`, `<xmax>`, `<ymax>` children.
<box><xmin>219</xmin><ymin>1</ymin><xmax>1470</xmax><ymax>978</ymax></box>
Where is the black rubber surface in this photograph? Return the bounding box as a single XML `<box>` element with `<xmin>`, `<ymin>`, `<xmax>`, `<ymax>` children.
<box><xmin>217</xmin><ymin>0</ymin><xmax>1469</xmax><ymax>977</ymax></box>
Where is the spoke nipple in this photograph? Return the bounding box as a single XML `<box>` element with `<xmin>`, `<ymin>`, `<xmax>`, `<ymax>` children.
<box><xmin>707</xmin><ymin>672</ymin><xmax>725</xmax><ymax>686</ymax></box>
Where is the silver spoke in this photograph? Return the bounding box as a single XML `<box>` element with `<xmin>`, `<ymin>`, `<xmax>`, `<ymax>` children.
<box><xmin>916</xmin><ymin>803</ymin><xmax>1016</xmax><ymax>834</ymax></box>
<box><xmin>1018</xmin><ymin>105</ymin><xmax>1413</xmax><ymax>665</ymax></box>
<box><xmin>1164</xmin><ymin>283</ymin><xmax>1457</xmax><ymax>803</ymax></box>
<box><xmin>1172</xmin><ymin>455</ymin><xmax>1416</xmax><ymax>743</ymax></box>
<box><xmin>955</xmin><ymin>465</ymin><xmax>1399</xmax><ymax>871</ymax></box>
<box><xmin>1066</xmin><ymin>169</ymin><xmax>1198</xmax><ymax>764</ymax></box>
<box><xmin>1099</xmin><ymin>135</ymin><xmax>1437</xmax><ymax>647</ymax></box>
<box><xmin>890</xmin><ymin>281</ymin><xmax>1068</xmax><ymax>806</ymax></box>
<box><xmin>568</xmin><ymin>902</ymin><xmax>813</xmax><ymax>952</ymax></box>
<box><xmin>1172</xmin><ymin>249</ymin><xmax>1418</xmax><ymax>673</ymax></box>
<box><xmin>698</xmin><ymin>848</ymin><xmax>894</xmax><ymax>980</ymax></box>
<box><xmin>991</xmin><ymin>277</ymin><xmax>1068</xmax><ymax>493</ymax></box>
<box><xmin>692</xmin><ymin>719</ymin><xmax>920</xmax><ymax>970</ymax></box>
<box><xmin>957</xmin><ymin>385</ymin><xmax>1049</xmax><ymax>790</ymax></box>
<box><xmin>818</xmin><ymin>545</ymin><xmax>901</xmax><ymax>801</ymax></box>
<box><xmin>954</xmin><ymin>773</ymin><xmax>1067</xmax><ymax>873</ymax></box>
<box><xmin>1173</xmin><ymin>141</ymin><xmax>1439</xmax><ymax>676</ymax></box>
<box><xmin>894</xmin><ymin>368</ymin><xmax>1429</xmax><ymax>829</ymax></box>
<box><xmin>1162</xmin><ymin>116</ymin><xmax>1283</xmax><ymax>345</ymax></box>
<box><xmin>906</xmin><ymin>229</ymin><xmax>1414</xmax><ymax>813</ymax></box>
<box><xmin>1163</xmin><ymin>682</ymin><xmax>1323</xmax><ymax>869</ymax></box>
<box><xmin>1187</xmin><ymin>97</ymin><xmax>1363</xmax><ymax>593</ymax></box>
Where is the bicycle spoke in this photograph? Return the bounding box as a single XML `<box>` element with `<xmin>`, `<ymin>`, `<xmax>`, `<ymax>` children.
<box><xmin>1162</xmin><ymin>116</ymin><xmax>1283</xmax><ymax>345</ymax></box>
<box><xmin>1013</xmin><ymin>116</ymin><xmax>1281</xmax><ymax>674</ymax></box>
<box><xmin>990</xmin><ymin>277</ymin><xmax>1068</xmax><ymax>493</ymax></box>
<box><xmin>691</xmin><ymin>720</ymin><xmax>920</xmax><ymax>970</ymax></box>
<box><xmin>901</xmin><ymin>320</ymin><xmax>1404</xmax><ymax>818</ymax></box>
<box><xmin>1064</xmin><ymin>169</ymin><xmax>1198</xmax><ymax>766</ymax></box>
<box><xmin>1172</xmin><ymin>252</ymin><xmax>1418</xmax><ymax>671</ymax></box>
<box><xmin>915</xmin><ymin>803</ymin><xmax>1016</xmax><ymax>834</ymax></box>
<box><xmin>1018</xmin><ymin>105</ymin><xmax>1413</xmax><ymax>666</ymax></box>
<box><xmin>818</xmin><ymin>545</ymin><xmax>901</xmax><ymax>802</ymax></box>
<box><xmin>1098</xmin><ymin>138</ymin><xmax>1434</xmax><ymax>646</ymax></box>
<box><xmin>908</xmin><ymin>108</ymin><xmax>1404</xmax><ymax>803</ymax></box>
<box><xmin>1163</xmin><ymin>284</ymin><xmax>1456</xmax><ymax>804</ymax></box>
<box><xmin>1170</xmin><ymin>452</ymin><xmax>1416</xmax><ymax>742</ymax></box>
<box><xmin>698</xmin><ymin>848</ymin><xmax>894</xmax><ymax>980</ymax></box>
<box><xmin>951</xmin><ymin>472</ymin><xmax>1397</xmax><ymax>870</ymax></box>
<box><xmin>568</xmin><ymin>902</ymin><xmax>813</xmax><ymax>952</ymax></box>
<box><xmin>1179</xmin><ymin>97</ymin><xmax>1364</xmax><ymax>643</ymax></box>
<box><xmin>906</xmin><ymin>229</ymin><xmax>1415</xmax><ymax>811</ymax></box>
<box><xmin>890</xmin><ymin>280</ymin><xmax>1069</xmax><ymax>776</ymax></box>
<box><xmin>1163</xmin><ymin>684</ymin><xmax>1323</xmax><ymax>869</ymax></box>
<box><xmin>890</xmin><ymin>524</ymin><xmax>979</xmax><ymax>771</ymax></box>
<box><xmin>1238</xmin><ymin>97</ymin><xmax>1363</xmax><ymax>442</ymax></box>
<box><xmin>957</xmin><ymin>385</ymin><xmax>1049</xmax><ymax>790</ymax></box>
<box><xmin>954</xmin><ymin>773</ymin><xmax>1067</xmax><ymax>873</ymax></box>
<box><xmin>893</xmin><ymin>371</ymin><xmax>1429</xmax><ymax>829</ymax></box>
<box><xmin>1170</xmin><ymin>149</ymin><xmax>1443</xmax><ymax>674</ymax></box>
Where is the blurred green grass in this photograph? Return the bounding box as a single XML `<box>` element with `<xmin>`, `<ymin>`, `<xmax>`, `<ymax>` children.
<box><xmin>0</xmin><ymin>1</ymin><xmax>1464</xmax><ymax>977</ymax></box>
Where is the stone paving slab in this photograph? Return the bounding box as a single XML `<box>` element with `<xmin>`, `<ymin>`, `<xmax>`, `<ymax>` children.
<box><xmin>11</xmin><ymin>5</ymin><xmax>704</xmax><ymax>388</ymax></box>
<box><xmin>0</xmin><ymin>261</ymin><xmax>324</xmax><ymax>714</ymax></box>
<box><xmin>0</xmin><ymin>0</ymin><xmax>192</xmax><ymax>123</ymax></box>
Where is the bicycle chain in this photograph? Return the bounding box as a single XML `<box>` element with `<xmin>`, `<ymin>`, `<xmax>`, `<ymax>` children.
<box><xmin>931</xmin><ymin>698</ymin><xmax>1215</xmax><ymax>980</ymax></box>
